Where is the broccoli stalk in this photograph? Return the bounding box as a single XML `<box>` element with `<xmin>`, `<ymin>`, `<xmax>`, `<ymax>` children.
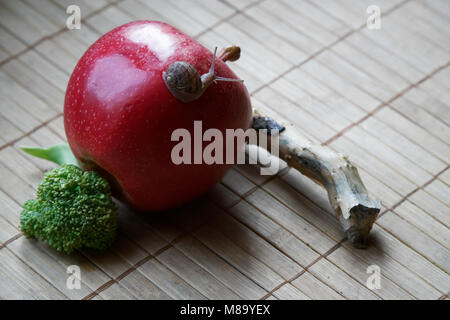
<box><xmin>20</xmin><ymin>144</ymin><xmax>117</xmax><ymax>254</ymax></box>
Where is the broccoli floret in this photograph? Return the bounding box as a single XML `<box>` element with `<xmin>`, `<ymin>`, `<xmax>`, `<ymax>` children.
<box><xmin>20</xmin><ymin>164</ymin><xmax>118</xmax><ymax>254</ymax></box>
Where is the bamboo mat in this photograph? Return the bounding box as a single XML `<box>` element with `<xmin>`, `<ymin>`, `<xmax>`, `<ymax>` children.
<box><xmin>0</xmin><ymin>0</ymin><xmax>449</xmax><ymax>300</ymax></box>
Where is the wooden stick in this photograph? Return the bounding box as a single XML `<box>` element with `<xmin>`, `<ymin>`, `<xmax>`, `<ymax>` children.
<box><xmin>249</xmin><ymin>111</ymin><xmax>381</xmax><ymax>248</ymax></box>
<box><xmin>218</xmin><ymin>46</ymin><xmax>381</xmax><ymax>248</ymax></box>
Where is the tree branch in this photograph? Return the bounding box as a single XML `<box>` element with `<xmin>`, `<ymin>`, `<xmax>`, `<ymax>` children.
<box><xmin>218</xmin><ymin>44</ymin><xmax>380</xmax><ymax>248</ymax></box>
<box><xmin>249</xmin><ymin>110</ymin><xmax>381</xmax><ymax>248</ymax></box>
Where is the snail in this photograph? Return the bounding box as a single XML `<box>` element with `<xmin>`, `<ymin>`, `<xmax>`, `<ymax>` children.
<box><xmin>163</xmin><ymin>47</ymin><xmax>243</xmax><ymax>103</ymax></box>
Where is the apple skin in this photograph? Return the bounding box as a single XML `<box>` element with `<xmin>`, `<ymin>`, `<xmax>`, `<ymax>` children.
<box><xmin>64</xmin><ymin>21</ymin><xmax>252</xmax><ymax>211</ymax></box>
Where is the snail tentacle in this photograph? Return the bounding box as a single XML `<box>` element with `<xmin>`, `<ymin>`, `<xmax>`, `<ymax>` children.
<box><xmin>163</xmin><ymin>46</ymin><xmax>243</xmax><ymax>103</ymax></box>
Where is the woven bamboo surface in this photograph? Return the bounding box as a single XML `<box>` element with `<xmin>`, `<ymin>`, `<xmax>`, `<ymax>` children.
<box><xmin>0</xmin><ymin>0</ymin><xmax>449</xmax><ymax>300</ymax></box>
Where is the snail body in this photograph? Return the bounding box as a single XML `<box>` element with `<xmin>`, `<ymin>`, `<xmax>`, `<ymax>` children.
<box><xmin>163</xmin><ymin>47</ymin><xmax>243</xmax><ymax>103</ymax></box>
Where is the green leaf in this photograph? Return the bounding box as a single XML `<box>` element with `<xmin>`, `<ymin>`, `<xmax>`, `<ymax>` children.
<box><xmin>20</xmin><ymin>143</ymin><xmax>79</xmax><ymax>166</ymax></box>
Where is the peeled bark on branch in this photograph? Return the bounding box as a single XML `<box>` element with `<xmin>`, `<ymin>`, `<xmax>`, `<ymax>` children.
<box><xmin>249</xmin><ymin>110</ymin><xmax>381</xmax><ymax>248</ymax></box>
<box><xmin>218</xmin><ymin>45</ymin><xmax>380</xmax><ymax>248</ymax></box>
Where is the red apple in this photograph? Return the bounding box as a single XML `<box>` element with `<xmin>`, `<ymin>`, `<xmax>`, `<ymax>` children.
<box><xmin>64</xmin><ymin>21</ymin><xmax>252</xmax><ymax>211</ymax></box>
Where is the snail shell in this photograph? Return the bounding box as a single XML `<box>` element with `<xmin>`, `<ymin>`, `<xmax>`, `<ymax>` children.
<box><xmin>163</xmin><ymin>61</ymin><xmax>204</xmax><ymax>103</ymax></box>
<box><xmin>163</xmin><ymin>47</ymin><xmax>243</xmax><ymax>103</ymax></box>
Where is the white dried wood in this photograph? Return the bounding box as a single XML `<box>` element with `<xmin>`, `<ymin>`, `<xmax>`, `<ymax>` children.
<box><xmin>168</xmin><ymin>0</ymin><xmax>223</xmax><ymax>29</ymax></box>
<box><xmin>270</xmin><ymin>77</ymin><xmax>353</xmax><ymax>132</ymax></box>
<box><xmin>214</xmin><ymin>22</ymin><xmax>292</xmax><ymax>76</ymax></box>
<box><xmin>375</xmin><ymin>108</ymin><xmax>450</xmax><ymax>163</ymax></box>
<box><xmin>192</xmin><ymin>0</ymin><xmax>235</xmax><ymax>19</ymax></box>
<box><xmin>272</xmin><ymin>283</ymin><xmax>310</xmax><ymax>300</ymax></box>
<box><xmin>343</xmin><ymin>126</ymin><xmax>432</xmax><ymax>186</ymax></box>
<box><xmin>292</xmin><ymin>272</ymin><xmax>345</xmax><ymax>300</ymax></box>
<box><xmin>174</xmin><ymin>235</ymin><xmax>267</xmax><ymax>299</ymax></box>
<box><xmin>253</xmin><ymin>89</ymin><xmax>336</xmax><ymax>142</ymax></box>
<box><xmin>245</xmin><ymin>5</ymin><xmax>323</xmax><ymax>55</ymax></box>
<box><xmin>0</xmin><ymin>265</ymin><xmax>35</xmax><ymax>299</ymax></box>
<box><xmin>0</xmin><ymin>215</ymin><xmax>18</xmax><ymax>243</ymax></box>
<box><xmin>0</xmin><ymin>25</ymin><xmax>26</xmax><ymax>56</ymax></box>
<box><xmin>340</xmin><ymin>241</ymin><xmax>442</xmax><ymax>299</ymax></box>
<box><xmin>316</xmin><ymin>50</ymin><xmax>395</xmax><ymax>102</ymax></box>
<box><xmin>260</xmin><ymin>1</ymin><xmax>337</xmax><ymax>46</ymax></box>
<box><xmin>246</xmin><ymin>189</ymin><xmax>338</xmax><ymax>254</ymax></box>
<box><xmin>157</xmin><ymin>246</ymin><xmax>241</xmax><ymax>299</ymax></box>
<box><xmin>35</xmin><ymin>40</ymin><xmax>78</xmax><ymax>73</ymax></box>
<box><xmin>282</xmin><ymin>68</ymin><xmax>367</xmax><ymax>122</ymax></box>
<box><xmin>137</xmin><ymin>0</ymin><xmax>205</xmax><ymax>37</ymax></box>
<box><xmin>23</xmin><ymin>0</ymin><xmax>66</xmax><ymax>28</ymax></box>
<box><xmin>138</xmin><ymin>258</ymin><xmax>207</xmax><ymax>300</ymax></box>
<box><xmin>359</xmin><ymin>116</ymin><xmax>446</xmax><ymax>175</ymax></box>
<box><xmin>402</xmin><ymin>87</ymin><xmax>450</xmax><ymax>125</ymax></box>
<box><xmin>118</xmin><ymin>269</ymin><xmax>172</xmax><ymax>300</ymax></box>
<box><xmin>0</xmin><ymin>114</ymin><xmax>24</xmax><ymax>143</ymax></box>
<box><xmin>207</xmin><ymin>183</ymin><xmax>240</xmax><ymax>209</ymax></box>
<box><xmin>110</xmin><ymin>234</ymin><xmax>148</xmax><ymax>266</ymax></box>
<box><xmin>221</xmin><ymin>167</ymin><xmax>255</xmax><ymax>196</ymax></box>
<box><xmin>7</xmin><ymin>237</ymin><xmax>93</xmax><ymax>299</ymax></box>
<box><xmin>197</xmin><ymin>30</ymin><xmax>265</xmax><ymax>92</ymax></box>
<box><xmin>53</xmin><ymin>0</ymin><xmax>109</xmax><ymax>16</ymax></box>
<box><xmin>393</xmin><ymin>201</ymin><xmax>450</xmax><ymax>247</ymax></box>
<box><xmin>345</xmin><ymin>32</ymin><xmax>424</xmax><ymax>84</ymax></box>
<box><xmin>329</xmin><ymin>136</ymin><xmax>416</xmax><ymax>197</ymax></box>
<box><xmin>389</xmin><ymin>99</ymin><xmax>450</xmax><ymax>144</ymax></box>
<box><xmin>308</xmin><ymin>258</ymin><xmax>380</xmax><ymax>300</ymax></box>
<box><xmin>229</xmin><ymin>200</ymin><xmax>320</xmax><ymax>267</ymax></box>
<box><xmin>424</xmin><ymin>179</ymin><xmax>450</xmax><ymax>207</ymax></box>
<box><xmin>361</xmin><ymin>20</ymin><xmax>448</xmax><ymax>75</ymax></box>
<box><xmin>331</xmin><ymin>41</ymin><xmax>411</xmax><ymax>92</ymax></box>
<box><xmin>204</xmin><ymin>204</ymin><xmax>304</xmax><ymax>280</ymax></box>
<box><xmin>114</xmin><ymin>202</ymin><xmax>169</xmax><ymax>254</ymax></box>
<box><xmin>310</xmin><ymin>0</ymin><xmax>365</xmax><ymax>29</ymax></box>
<box><xmin>228</xmin><ymin>14</ymin><xmax>307</xmax><ymax>65</ymax></box>
<box><xmin>2</xmin><ymin>59</ymin><xmax>64</xmax><ymax>112</ymax></box>
<box><xmin>281</xmin><ymin>0</ymin><xmax>350</xmax><ymax>37</ymax></box>
<box><xmin>408</xmin><ymin>189</ymin><xmax>450</xmax><ymax>228</ymax></box>
<box><xmin>194</xmin><ymin>225</ymin><xmax>285</xmax><ymax>291</ymax></box>
<box><xmin>302</xmin><ymin>59</ymin><xmax>380</xmax><ymax>112</ymax></box>
<box><xmin>0</xmin><ymin>161</ymin><xmax>37</xmax><ymax>205</ymax></box>
<box><xmin>327</xmin><ymin>247</ymin><xmax>414</xmax><ymax>299</ymax></box>
<box><xmin>0</xmin><ymin>2</ymin><xmax>50</xmax><ymax>44</ymax></box>
<box><xmin>98</xmin><ymin>282</ymin><xmax>135</xmax><ymax>300</ymax></box>
<box><xmin>0</xmin><ymin>248</ymin><xmax>67</xmax><ymax>299</ymax></box>
<box><xmin>86</xmin><ymin>6</ymin><xmax>133</xmax><ymax>35</ymax></box>
<box><xmin>262</xmin><ymin>178</ymin><xmax>345</xmax><ymax>241</ymax></box>
<box><xmin>0</xmin><ymin>97</ymin><xmax>40</xmax><ymax>136</ymax></box>
<box><xmin>370</xmin><ymin>225</ymin><xmax>450</xmax><ymax>293</ymax></box>
<box><xmin>0</xmin><ymin>147</ymin><xmax>43</xmax><ymax>188</ymax></box>
<box><xmin>0</xmin><ymin>71</ymin><xmax>57</xmax><ymax>122</ymax></box>
<box><xmin>82</xmin><ymin>249</ymin><xmax>134</xmax><ymax>280</ymax></box>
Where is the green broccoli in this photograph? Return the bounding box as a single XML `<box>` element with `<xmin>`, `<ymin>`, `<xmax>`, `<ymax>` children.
<box><xmin>20</xmin><ymin>163</ymin><xmax>118</xmax><ymax>254</ymax></box>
